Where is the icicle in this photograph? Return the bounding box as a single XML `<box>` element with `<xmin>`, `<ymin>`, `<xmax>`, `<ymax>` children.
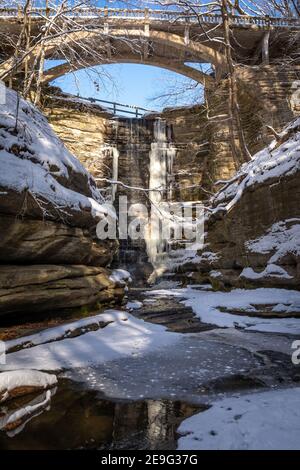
<box><xmin>146</xmin><ymin>118</ymin><xmax>176</xmax><ymax>270</ymax></box>
<box><xmin>111</xmin><ymin>146</ymin><xmax>119</xmax><ymax>202</ymax></box>
<box><xmin>98</xmin><ymin>144</ymin><xmax>119</xmax><ymax>203</ymax></box>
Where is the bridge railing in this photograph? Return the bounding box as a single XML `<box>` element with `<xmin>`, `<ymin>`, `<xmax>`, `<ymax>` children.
<box><xmin>0</xmin><ymin>7</ymin><xmax>299</xmax><ymax>29</ymax></box>
<box><xmin>63</xmin><ymin>94</ymin><xmax>154</xmax><ymax>118</ymax></box>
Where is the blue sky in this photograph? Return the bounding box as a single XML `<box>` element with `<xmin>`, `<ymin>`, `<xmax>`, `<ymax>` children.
<box><xmin>48</xmin><ymin>61</ymin><xmax>206</xmax><ymax>114</ymax></box>
<box><xmin>42</xmin><ymin>1</ymin><xmax>211</xmax><ymax>114</ymax></box>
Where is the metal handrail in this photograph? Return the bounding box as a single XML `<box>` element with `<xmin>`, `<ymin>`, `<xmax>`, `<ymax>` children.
<box><xmin>66</xmin><ymin>94</ymin><xmax>154</xmax><ymax>117</ymax></box>
<box><xmin>0</xmin><ymin>7</ymin><xmax>299</xmax><ymax>29</ymax></box>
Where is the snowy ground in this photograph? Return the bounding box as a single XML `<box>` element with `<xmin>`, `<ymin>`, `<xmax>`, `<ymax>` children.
<box><xmin>145</xmin><ymin>286</ymin><xmax>300</xmax><ymax>334</ymax></box>
<box><xmin>0</xmin><ymin>310</ymin><xmax>180</xmax><ymax>372</ymax></box>
<box><xmin>178</xmin><ymin>387</ymin><xmax>300</xmax><ymax>450</ymax></box>
<box><xmin>1</xmin><ymin>286</ymin><xmax>300</xmax><ymax>448</ymax></box>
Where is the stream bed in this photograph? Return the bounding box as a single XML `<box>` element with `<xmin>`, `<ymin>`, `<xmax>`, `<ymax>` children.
<box><xmin>0</xmin><ymin>289</ymin><xmax>299</xmax><ymax>450</ymax></box>
<box><xmin>0</xmin><ymin>379</ymin><xmax>206</xmax><ymax>450</ymax></box>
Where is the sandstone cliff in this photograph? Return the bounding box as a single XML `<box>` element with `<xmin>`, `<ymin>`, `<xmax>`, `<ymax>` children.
<box><xmin>0</xmin><ymin>86</ymin><xmax>124</xmax><ymax>316</ymax></box>
<box><xmin>179</xmin><ymin>118</ymin><xmax>300</xmax><ymax>291</ymax></box>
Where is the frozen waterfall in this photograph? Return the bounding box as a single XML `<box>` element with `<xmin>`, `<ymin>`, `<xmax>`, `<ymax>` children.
<box><xmin>146</xmin><ymin>118</ymin><xmax>176</xmax><ymax>271</ymax></box>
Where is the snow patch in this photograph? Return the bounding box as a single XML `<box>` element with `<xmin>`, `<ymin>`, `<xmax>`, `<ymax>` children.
<box><xmin>0</xmin><ymin>86</ymin><xmax>112</xmax><ymax>222</ymax></box>
<box><xmin>245</xmin><ymin>219</ymin><xmax>300</xmax><ymax>263</ymax></box>
<box><xmin>109</xmin><ymin>269</ymin><xmax>132</xmax><ymax>285</ymax></box>
<box><xmin>240</xmin><ymin>264</ymin><xmax>292</xmax><ymax>280</ymax></box>
<box><xmin>147</xmin><ymin>286</ymin><xmax>300</xmax><ymax>334</ymax></box>
<box><xmin>1</xmin><ymin>311</ymin><xmax>180</xmax><ymax>372</ymax></box>
<box><xmin>178</xmin><ymin>387</ymin><xmax>300</xmax><ymax>450</ymax></box>
<box><xmin>126</xmin><ymin>300</ymin><xmax>143</xmax><ymax>310</ymax></box>
<box><xmin>0</xmin><ymin>370</ymin><xmax>57</xmax><ymax>403</ymax></box>
<box><xmin>213</xmin><ymin>118</ymin><xmax>300</xmax><ymax>211</ymax></box>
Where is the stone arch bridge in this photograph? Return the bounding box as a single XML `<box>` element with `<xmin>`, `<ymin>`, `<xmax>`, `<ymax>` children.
<box><xmin>0</xmin><ymin>7</ymin><xmax>299</xmax><ymax>86</ymax></box>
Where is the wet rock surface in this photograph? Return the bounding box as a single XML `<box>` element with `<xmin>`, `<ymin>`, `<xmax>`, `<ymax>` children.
<box><xmin>0</xmin><ymin>265</ymin><xmax>124</xmax><ymax>316</ymax></box>
<box><xmin>126</xmin><ymin>287</ymin><xmax>216</xmax><ymax>333</ymax></box>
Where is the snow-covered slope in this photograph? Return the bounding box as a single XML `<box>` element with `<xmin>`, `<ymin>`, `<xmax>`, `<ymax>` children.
<box><xmin>0</xmin><ymin>85</ymin><xmax>113</xmax><ymax>225</ymax></box>
<box><xmin>178</xmin><ymin>117</ymin><xmax>300</xmax><ymax>291</ymax></box>
<box><xmin>212</xmin><ymin>117</ymin><xmax>300</xmax><ymax>212</ymax></box>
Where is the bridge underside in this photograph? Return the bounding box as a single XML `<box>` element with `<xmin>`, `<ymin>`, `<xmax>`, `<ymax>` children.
<box><xmin>0</xmin><ymin>16</ymin><xmax>298</xmax><ymax>87</ymax></box>
<box><xmin>0</xmin><ymin>16</ymin><xmax>296</xmax><ymax>62</ymax></box>
<box><xmin>43</xmin><ymin>44</ymin><xmax>214</xmax><ymax>85</ymax></box>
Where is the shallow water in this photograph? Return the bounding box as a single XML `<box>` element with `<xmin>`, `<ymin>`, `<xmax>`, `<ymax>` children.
<box><xmin>0</xmin><ymin>288</ymin><xmax>294</xmax><ymax>450</ymax></box>
<box><xmin>0</xmin><ymin>379</ymin><xmax>206</xmax><ymax>450</ymax></box>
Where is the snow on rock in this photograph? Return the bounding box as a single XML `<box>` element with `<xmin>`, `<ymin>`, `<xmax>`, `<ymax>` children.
<box><xmin>0</xmin><ymin>389</ymin><xmax>54</xmax><ymax>435</ymax></box>
<box><xmin>240</xmin><ymin>264</ymin><xmax>292</xmax><ymax>281</ymax></box>
<box><xmin>0</xmin><ymin>370</ymin><xmax>57</xmax><ymax>403</ymax></box>
<box><xmin>176</xmin><ymin>119</ymin><xmax>300</xmax><ymax>291</ymax></box>
<box><xmin>126</xmin><ymin>300</ymin><xmax>143</xmax><ymax>310</ymax></box>
<box><xmin>0</xmin><ymin>310</ymin><xmax>180</xmax><ymax>372</ymax></box>
<box><xmin>146</xmin><ymin>286</ymin><xmax>300</xmax><ymax>334</ymax></box>
<box><xmin>178</xmin><ymin>387</ymin><xmax>300</xmax><ymax>450</ymax></box>
<box><xmin>0</xmin><ymin>85</ymin><xmax>114</xmax><ymax>225</ymax></box>
<box><xmin>47</xmin><ymin>93</ymin><xmax>114</xmax><ymax>116</ymax></box>
<box><xmin>143</xmin><ymin>298</ymin><xmax>158</xmax><ymax>304</ymax></box>
<box><xmin>245</xmin><ymin>219</ymin><xmax>300</xmax><ymax>263</ymax></box>
<box><xmin>4</xmin><ymin>312</ymin><xmax>121</xmax><ymax>354</ymax></box>
<box><xmin>1</xmin><ymin>85</ymin><xmax>92</xmax><ymax>187</ymax></box>
<box><xmin>213</xmin><ymin>117</ymin><xmax>300</xmax><ymax>211</ymax></box>
<box><xmin>109</xmin><ymin>269</ymin><xmax>132</xmax><ymax>286</ymax></box>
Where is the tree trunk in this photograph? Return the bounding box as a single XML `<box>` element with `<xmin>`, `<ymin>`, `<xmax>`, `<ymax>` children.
<box><xmin>221</xmin><ymin>0</ymin><xmax>251</xmax><ymax>165</ymax></box>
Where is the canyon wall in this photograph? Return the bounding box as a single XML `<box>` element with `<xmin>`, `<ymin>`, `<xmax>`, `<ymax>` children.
<box><xmin>181</xmin><ymin>120</ymin><xmax>300</xmax><ymax>291</ymax></box>
<box><xmin>45</xmin><ymin>97</ymin><xmax>213</xmax><ymax>203</ymax></box>
<box><xmin>45</xmin><ymin>65</ymin><xmax>300</xmax><ymax>203</ymax></box>
<box><xmin>0</xmin><ymin>88</ymin><xmax>126</xmax><ymax>318</ymax></box>
<box><xmin>44</xmin><ymin>64</ymin><xmax>299</xmax><ymax>288</ymax></box>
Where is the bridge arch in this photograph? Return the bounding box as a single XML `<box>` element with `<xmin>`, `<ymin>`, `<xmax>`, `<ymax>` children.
<box><xmin>43</xmin><ymin>28</ymin><xmax>222</xmax><ymax>86</ymax></box>
<box><xmin>43</xmin><ymin>55</ymin><xmax>214</xmax><ymax>86</ymax></box>
<box><xmin>0</xmin><ymin>27</ymin><xmax>222</xmax><ymax>86</ymax></box>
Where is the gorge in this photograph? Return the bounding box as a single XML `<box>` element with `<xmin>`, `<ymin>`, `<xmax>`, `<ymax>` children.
<box><xmin>0</xmin><ymin>0</ymin><xmax>300</xmax><ymax>453</ymax></box>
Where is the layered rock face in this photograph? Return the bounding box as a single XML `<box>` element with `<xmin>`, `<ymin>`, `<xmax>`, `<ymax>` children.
<box><xmin>43</xmin><ymin>91</ymin><xmax>113</xmax><ymax>179</ymax></box>
<box><xmin>0</xmin><ymin>265</ymin><xmax>124</xmax><ymax>315</ymax></box>
<box><xmin>185</xmin><ymin>119</ymin><xmax>300</xmax><ymax>290</ymax></box>
<box><xmin>45</xmin><ymin>65</ymin><xmax>299</xmax><ymax>203</ymax></box>
<box><xmin>45</xmin><ymin>93</ymin><xmax>212</xmax><ymax>199</ymax></box>
<box><xmin>43</xmin><ymin>67</ymin><xmax>299</xmax><ymax>291</ymax></box>
<box><xmin>205</xmin><ymin>65</ymin><xmax>300</xmax><ymax>181</ymax></box>
<box><xmin>0</xmin><ymin>87</ymin><xmax>123</xmax><ymax>317</ymax></box>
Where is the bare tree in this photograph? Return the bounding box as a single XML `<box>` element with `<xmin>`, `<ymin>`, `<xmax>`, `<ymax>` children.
<box><xmin>149</xmin><ymin>0</ymin><xmax>298</xmax><ymax>166</ymax></box>
<box><xmin>0</xmin><ymin>0</ymin><xmax>144</xmax><ymax>104</ymax></box>
<box><xmin>0</xmin><ymin>0</ymin><xmax>297</xmax><ymax>166</ymax></box>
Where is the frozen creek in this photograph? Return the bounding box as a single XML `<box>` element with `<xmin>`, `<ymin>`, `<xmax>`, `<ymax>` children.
<box><xmin>0</xmin><ymin>285</ymin><xmax>300</xmax><ymax>450</ymax></box>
